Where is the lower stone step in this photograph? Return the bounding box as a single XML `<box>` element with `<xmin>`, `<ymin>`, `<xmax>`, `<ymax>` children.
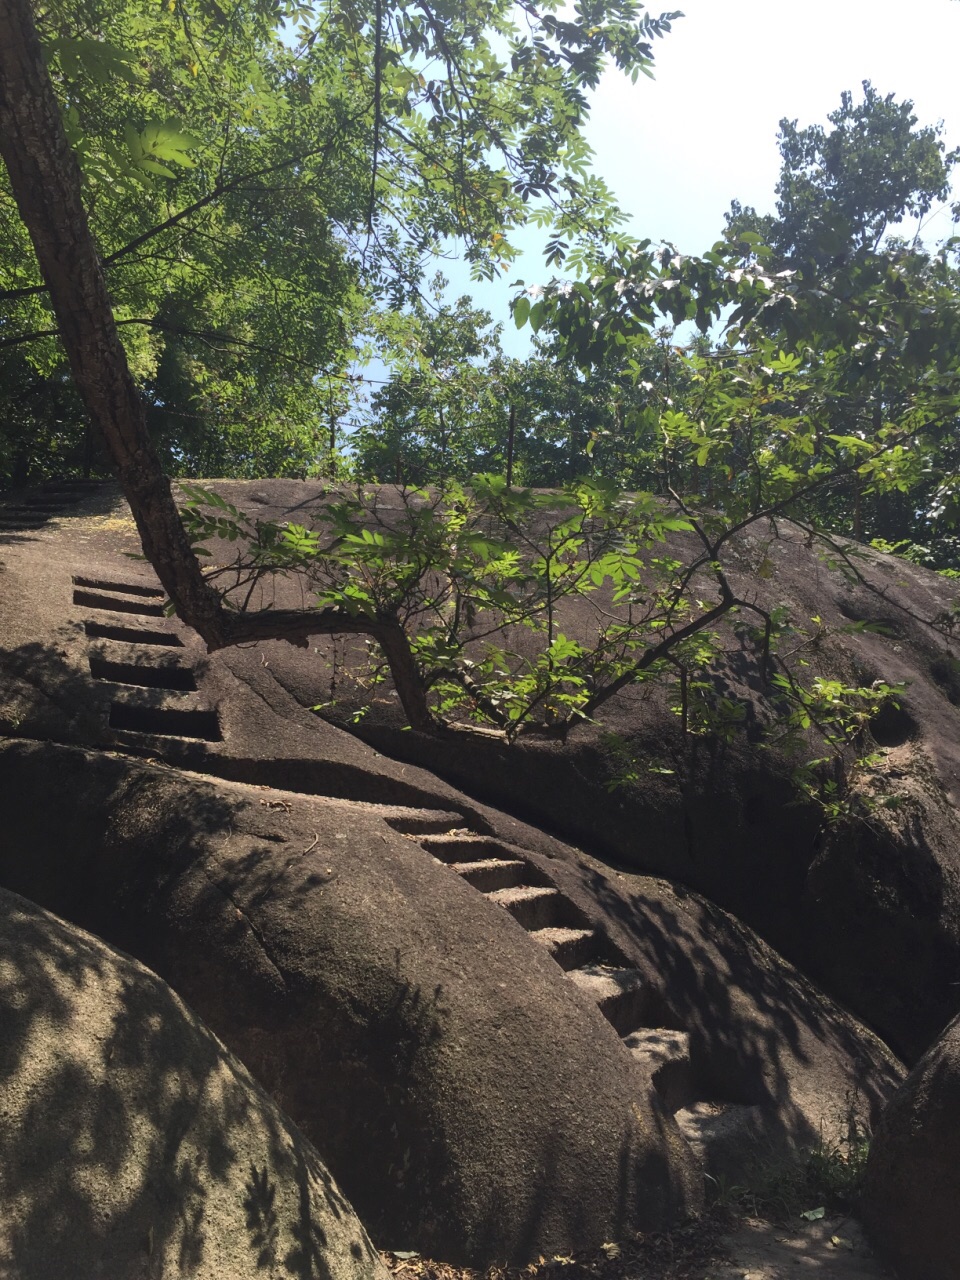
<box><xmin>674</xmin><ymin>1101</ymin><xmax>770</xmax><ymax>1184</ymax></box>
<box><xmin>0</xmin><ymin>516</ymin><xmax>49</xmax><ymax>529</ymax></box>
<box><xmin>109</xmin><ymin>702</ymin><xmax>221</xmax><ymax>741</ymax></box>
<box><xmin>567</xmin><ymin>963</ymin><xmax>652</xmax><ymax>1035</ymax></box>
<box><xmin>529</xmin><ymin>926</ymin><xmax>600</xmax><ymax>971</ymax></box>
<box><xmin>74</xmin><ymin>588</ymin><xmax>166</xmax><ymax>617</ymax></box>
<box><xmin>89</xmin><ymin>655</ymin><xmax>197</xmax><ymax>692</ymax></box>
<box><xmin>84</xmin><ymin>619</ymin><xmax>183</xmax><ymax>647</ymax></box>
<box><xmin>624</xmin><ymin>1028</ymin><xmax>695</xmax><ymax>1112</ymax></box>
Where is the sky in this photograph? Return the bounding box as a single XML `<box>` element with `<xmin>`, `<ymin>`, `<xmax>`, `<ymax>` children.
<box><xmin>441</xmin><ymin>0</ymin><xmax>960</xmax><ymax>356</ymax></box>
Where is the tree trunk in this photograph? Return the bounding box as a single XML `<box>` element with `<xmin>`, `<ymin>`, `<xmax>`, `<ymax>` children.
<box><xmin>0</xmin><ymin>0</ymin><xmax>440</xmax><ymax>732</ymax></box>
<box><xmin>0</xmin><ymin>0</ymin><xmax>224</xmax><ymax>642</ymax></box>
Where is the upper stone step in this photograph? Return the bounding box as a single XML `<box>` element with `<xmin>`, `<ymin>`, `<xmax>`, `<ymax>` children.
<box><xmin>485</xmin><ymin>885</ymin><xmax>565</xmax><ymax>931</ymax></box>
<box><xmin>73</xmin><ymin>588</ymin><xmax>166</xmax><ymax>618</ymax></box>
<box><xmin>377</xmin><ymin>808</ymin><xmax>467</xmax><ymax>835</ymax></box>
<box><xmin>529</xmin><ymin>925</ymin><xmax>600</xmax><ymax>971</ymax></box>
<box><xmin>453</xmin><ymin>858</ymin><xmax>527</xmax><ymax>892</ymax></box>
<box><xmin>419</xmin><ymin>833</ymin><xmax>513</xmax><ymax>863</ymax></box>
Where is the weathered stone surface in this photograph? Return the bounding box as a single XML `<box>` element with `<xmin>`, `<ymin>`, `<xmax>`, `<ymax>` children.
<box><xmin>5</xmin><ymin>485</ymin><xmax>959</xmax><ymax>1061</ymax></box>
<box><xmin>0</xmin><ymin>885</ymin><xmax>387</xmax><ymax>1280</ymax></box>
<box><xmin>862</xmin><ymin>1011</ymin><xmax>960</xmax><ymax>1280</ymax></box>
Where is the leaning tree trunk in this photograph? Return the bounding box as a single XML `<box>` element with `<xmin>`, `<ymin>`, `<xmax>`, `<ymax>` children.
<box><xmin>0</xmin><ymin>0</ymin><xmax>438</xmax><ymax>731</ymax></box>
<box><xmin>0</xmin><ymin>0</ymin><xmax>224</xmax><ymax>642</ymax></box>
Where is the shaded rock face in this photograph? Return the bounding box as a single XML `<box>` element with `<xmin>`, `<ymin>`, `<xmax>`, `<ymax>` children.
<box><xmin>0</xmin><ymin>739</ymin><xmax>703</xmax><ymax>1266</ymax></box>
<box><xmin>346</xmin><ymin>718</ymin><xmax>960</xmax><ymax>1064</ymax></box>
<box><xmin>0</xmin><ymin>738</ymin><xmax>906</xmax><ymax>1244</ymax></box>
<box><xmin>862</xmin><ymin>1011</ymin><xmax>960</xmax><ymax>1280</ymax></box>
<box><xmin>0</xmin><ymin>885</ymin><xmax>387</xmax><ymax>1280</ymax></box>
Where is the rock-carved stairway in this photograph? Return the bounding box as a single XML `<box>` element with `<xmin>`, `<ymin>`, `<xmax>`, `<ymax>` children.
<box><xmin>0</xmin><ymin>479</ymin><xmax>103</xmax><ymax>532</ymax></box>
<box><xmin>382</xmin><ymin>810</ymin><xmax>708</xmax><ymax>1118</ymax></box>
<box><xmin>73</xmin><ymin>573</ymin><xmax>221</xmax><ymax>743</ymax></box>
<box><xmin>70</xmin><ymin>568</ymin><xmax>765</xmax><ymax>1168</ymax></box>
<box><xmin>377</xmin><ymin>810</ymin><xmax>771</xmax><ymax>1172</ymax></box>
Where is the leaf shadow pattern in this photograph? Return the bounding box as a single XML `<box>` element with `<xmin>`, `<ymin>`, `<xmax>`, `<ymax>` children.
<box><xmin>244</xmin><ymin>1164</ymin><xmax>280</xmax><ymax>1267</ymax></box>
<box><xmin>0</xmin><ymin>887</ymin><xmax>384</xmax><ymax>1280</ymax></box>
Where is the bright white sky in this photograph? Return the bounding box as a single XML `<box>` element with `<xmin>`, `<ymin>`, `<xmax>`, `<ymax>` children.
<box><xmin>442</xmin><ymin>0</ymin><xmax>960</xmax><ymax>355</ymax></box>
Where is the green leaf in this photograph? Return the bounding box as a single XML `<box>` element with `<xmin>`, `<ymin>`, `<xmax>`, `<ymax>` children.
<box><xmin>800</xmin><ymin>1207</ymin><xmax>825</xmax><ymax>1221</ymax></box>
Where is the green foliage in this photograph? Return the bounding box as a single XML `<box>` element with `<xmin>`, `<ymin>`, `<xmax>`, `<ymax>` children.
<box><xmin>767</xmin><ymin>673</ymin><xmax>905</xmax><ymax>822</ymax></box>
<box><xmin>2</xmin><ymin>0</ymin><xmax>679</xmax><ymax>484</ymax></box>
<box><xmin>714</xmin><ymin>1123</ymin><xmax>871</xmax><ymax>1222</ymax></box>
<box><xmin>179</xmin><ymin>474</ymin><xmax>908</xmax><ymax>824</ymax></box>
<box><xmin>727</xmin><ymin>81</ymin><xmax>957</xmax><ymax>267</ymax></box>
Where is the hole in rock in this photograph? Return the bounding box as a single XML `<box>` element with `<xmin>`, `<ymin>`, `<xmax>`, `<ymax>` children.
<box><xmin>84</xmin><ymin>620</ymin><xmax>183</xmax><ymax>647</ymax></box>
<box><xmin>73</xmin><ymin>575</ymin><xmax>164</xmax><ymax>598</ymax></box>
<box><xmin>109</xmin><ymin>703</ymin><xmax>221</xmax><ymax>740</ymax></box>
<box><xmin>74</xmin><ymin>589</ymin><xmax>165</xmax><ymax>617</ymax></box>
<box><xmin>870</xmin><ymin>700</ymin><xmax>916</xmax><ymax>747</ymax></box>
<box><xmin>89</xmin><ymin>656</ymin><xmax>196</xmax><ymax>691</ymax></box>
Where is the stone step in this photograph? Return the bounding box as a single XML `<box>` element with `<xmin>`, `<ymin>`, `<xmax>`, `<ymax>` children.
<box><xmin>74</xmin><ymin>588</ymin><xmax>166</xmax><ymax>617</ymax></box>
<box><xmin>567</xmin><ymin>963</ymin><xmax>653</xmax><ymax>1035</ymax></box>
<box><xmin>529</xmin><ymin>925</ymin><xmax>601</xmax><ymax>971</ymax></box>
<box><xmin>20</xmin><ymin>499</ymin><xmax>70</xmax><ymax>511</ymax></box>
<box><xmin>674</xmin><ymin>1102</ymin><xmax>768</xmax><ymax>1183</ymax></box>
<box><xmin>485</xmin><ymin>885</ymin><xmax>565</xmax><ymax>931</ymax></box>
<box><xmin>84</xmin><ymin>619</ymin><xmax>183</xmax><ymax>648</ymax></box>
<box><xmin>452</xmin><ymin>858</ymin><xmax>527</xmax><ymax>892</ymax></box>
<box><xmin>0</xmin><ymin>515</ymin><xmax>49</xmax><ymax>529</ymax></box>
<box><xmin>623</xmin><ymin>1028</ymin><xmax>696</xmax><ymax>1112</ymax></box>
<box><xmin>89</xmin><ymin>655</ymin><xmax>197</xmax><ymax>693</ymax></box>
<box><xmin>418</xmin><ymin>833</ymin><xmax>510</xmax><ymax>862</ymax></box>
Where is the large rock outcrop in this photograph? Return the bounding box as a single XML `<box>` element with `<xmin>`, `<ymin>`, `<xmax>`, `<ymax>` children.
<box><xmin>0</xmin><ymin>884</ymin><xmax>387</xmax><ymax>1280</ymax></box>
<box><xmin>0</xmin><ymin>483</ymin><xmax>916</xmax><ymax>1252</ymax></box>
<box><xmin>172</xmin><ymin>481</ymin><xmax>960</xmax><ymax>1064</ymax></box>
<box><xmin>0</xmin><ymin>738</ymin><xmax>703</xmax><ymax>1265</ymax></box>
<box><xmin>0</xmin><ymin>736</ymin><xmax>905</xmax><ymax>1247</ymax></box>
<box><xmin>5</xmin><ymin>481</ymin><xmax>960</xmax><ymax>1059</ymax></box>
<box><xmin>862</xmin><ymin>1010</ymin><xmax>960</xmax><ymax>1279</ymax></box>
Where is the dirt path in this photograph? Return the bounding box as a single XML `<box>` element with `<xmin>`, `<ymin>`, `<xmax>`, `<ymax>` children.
<box><xmin>715</xmin><ymin>1215</ymin><xmax>891</xmax><ymax>1278</ymax></box>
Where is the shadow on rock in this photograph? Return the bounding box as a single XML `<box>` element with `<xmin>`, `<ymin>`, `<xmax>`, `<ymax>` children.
<box><xmin>0</xmin><ymin>887</ymin><xmax>387</xmax><ymax>1280</ymax></box>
